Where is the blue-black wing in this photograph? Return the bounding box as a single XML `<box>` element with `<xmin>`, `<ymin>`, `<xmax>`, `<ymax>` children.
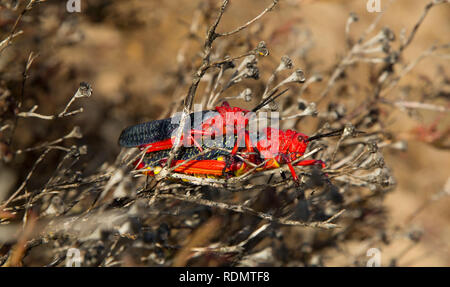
<box><xmin>118</xmin><ymin>111</ymin><xmax>213</xmax><ymax>147</ymax></box>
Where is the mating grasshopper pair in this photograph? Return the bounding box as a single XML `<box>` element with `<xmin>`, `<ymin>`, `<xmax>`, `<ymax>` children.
<box><xmin>119</xmin><ymin>102</ymin><xmax>341</xmax><ymax>182</ymax></box>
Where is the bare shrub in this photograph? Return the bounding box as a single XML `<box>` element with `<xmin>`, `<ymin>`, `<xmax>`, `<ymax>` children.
<box><xmin>0</xmin><ymin>0</ymin><xmax>449</xmax><ymax>267</ymax></box>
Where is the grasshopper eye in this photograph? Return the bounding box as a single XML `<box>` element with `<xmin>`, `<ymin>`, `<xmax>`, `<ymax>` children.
<box><xmin>297</xmin><ymin>135</ymin><xmax>305</xmax><ymax>142</ymax></box>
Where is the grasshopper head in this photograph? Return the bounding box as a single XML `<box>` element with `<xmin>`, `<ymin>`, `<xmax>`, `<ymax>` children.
<box><xmin>288</xmin><ymin>132</ymin><xmax>309</xmax><ymax>161</ymax></box>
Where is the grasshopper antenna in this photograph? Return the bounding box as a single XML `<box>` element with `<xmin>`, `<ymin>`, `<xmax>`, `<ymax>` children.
<box><xmin>307</xmin><ymin>128</ymin><xmax>365</xmax><ymax>142</ymax></box>
<box><xmin>252</xmin><ymin>88</ymin><xmax>289</xmax><ymax>112</ymax></box>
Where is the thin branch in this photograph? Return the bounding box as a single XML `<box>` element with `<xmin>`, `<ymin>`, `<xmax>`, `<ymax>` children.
<box><xmin>17</xmin><ymin>82</ymin><xmax>92</xmax><ymax>120</ymax></box>
<box><xmin>216</xmin><ymin>0</ymin><xmax>279</xmax><ymax>38</ymax></box>
<box><xmin>399</xmin><ymin>1</ymin><xmax>448</xmax><ymax>52</ymax></box>
<box><xmin>1</xmin><ymin>148</ymin><xmax>52</xmax><ymax>209</ymax></box>
<box><xmin>157</xmin><ymin>192</ymin><xmax>341</xmax><ymax>229</ymax></box>
<box><xmin>0</xmin><ymin>0</ymin><xmax>38</xmax><ymax>54</ymax></box>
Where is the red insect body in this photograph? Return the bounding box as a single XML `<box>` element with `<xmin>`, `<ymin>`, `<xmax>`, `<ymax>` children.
<box><xmin>256</xmin><ymin>127</ymin><xmax>324</xmax><ymax>181</ymax></box>
<box><xmin>121</xmin><ymin>102</ymin><xmax>325</xmax><ymax>182</ymax></box>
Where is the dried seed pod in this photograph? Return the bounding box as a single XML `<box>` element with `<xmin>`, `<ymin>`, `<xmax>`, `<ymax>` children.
<box><xmin>349</xmin><ymin>12</ymin><xmax>359</xmax><ymax>23</ymax></box>
<box><xmin>242</xmin><ymin>88</ymin><xmax>253</xmax><ymax>102</ymax></box>
<box><xmin>275</xmin><ymin>55</ymin><xmax>293</xmax><ymax>72</ymax></box>
<box><xmin>66</xmin><ymin>126</ymin><xmax>83</xmax><ymax>139</ymax></box>
<box><xmin>381</xmin><ymin>27</ymin><xmax>395</xmax><ymax>42</ymax></box>
<box><xmin>298</xmin><ymin>100</ymin><xmax>307</xmax><ymax>110</ymax></box>
<box><xmin>243</xmin><ymin>65</ymin><xmax>259</xmax><ymax>80</ymax></box>
<box><xmin>342</xmin><ymin>123</ymin><xmax>356</xmax><ymax>138</ymax></box>
<box><xmin>279</xmin><ymin>69</ymin><xmax>306</xmax><ymax>86</ymax></box>
<box><xmin>76</xmin><ymin>82</ymin><xmax>92</xmax><ymax>98</ymax></box>
<box><xmin>367</xmin><ymin>141</ymin><xmax>379</xmax><ymax>153</ymax></box>
<box><xmin>255</xmin><ymin>41</ymin><xmax>269</xmax><ymax>56</ymax></box>
<box><xmin>302</xmin><ymin>102</ymin><xmax>317</xmax><ymax>117</ymax></box>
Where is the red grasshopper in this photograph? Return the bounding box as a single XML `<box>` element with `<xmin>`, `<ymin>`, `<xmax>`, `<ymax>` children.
<box><xmin>119</xmin><ymin>102</ymin><xmax>340</xmax><ymax>182</ymax></box>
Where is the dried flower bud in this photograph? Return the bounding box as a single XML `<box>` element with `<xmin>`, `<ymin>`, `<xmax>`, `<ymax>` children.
<box><xmin>310</xmin><ymin>73</ymin><xmax>323</xmax><ymax>82</ymax></box>
<box><xmin>280</xmin><ymin>69</ymin><xmax>306</xmax><ymax>86</ymax></box>
<box><xmin>390</xmin><ymin>140</ymin><xmax>408</xmax><ymax>151</ymax></box>
<box><xmin>327</xmin><ymin>102</ymin><xmax>343</xmax><ymax>119</ymax></box>
<box><xmin>293</xmin><ymin>69</ymin><xmax>306</xmax><ymax>83</ymax></box>
<box><xmin>342</xmin><ymin>123</ymin><xmax>355</xmax><ymax>138</ymax></box>
<box><xmin>408</xmin><ymin>229</ymin><xmax>423</xmax><ymax>242</ymax></box>
<box><xmin>65</xmin><ymin>126</ymin><xmax>83</xmax><ymax>139</ymax></box>
<box><xmin>362</xmin><ymin>27</ymin><xmax>395</xmax><ymax>49</ymax></box>
<box><xmin>298</xmin><ymin>100</ymin><xmax>307</xmax><ymax>110</ymax></box>
<box><xmin>221</xmin><ymin>55</ymin><xmax>235</xmax><ymax>70</ymax></box>
<box><xmin>237</xmin><ymin>55</ymin><xmax>257</xmax><ymax>72</ymax></box>
<box><xmin>303</xmin><ymin>102</ymin><xmax>317</xmax><ymax>117</ymax></box>
<box><xmin>385</xmin><ymin>51</ymin><xmax>399</xmax><ymax>64</ymax></box>
<box><xmin>359</xmin><ymin>151</ymin><xmax>384</xmax><ymax>169</ymax></box>
<box><xmin>240</xmin><ymin>88</ymin><xmax>253</xmax><ymax>102</ymax></box>
<box><xmin>243</xmin><ymin>65</ymin><xmax>259</xmax><ymax>80</ymax></box>
<box><xmin>379</xmin><ymin>169</ymin><xmax>394</xmax><ymax>187</ymax></box>
<box><xmin>381</xmin><ymin>27</ymin><xmax>395</xmax><ymax>42</ymax></box>
<box><xmin>374</xmin><ymin>153</ymin><xmax>385</xmax><ymax>168</ymax></box>
<box><xmin>79</xmin><ymin>145</ymin><xmax>88</xmax><ymax>155</ymax></box>
<box><xmin>255</xmin><ymin>41</ymin><xmax>269</xmax><ymax>57</ymax></box>
<box><xmin>382</xmin><ymin>42</ymin><xmax>391</xmax><ymax>53</ymax></box>
<box><xmin>359</xmin><ymin>168</ymin><xmax>383</xmax><ymax>183</ymax></box>
<box><xmin>367</xmin><ymin>141</ymin><xmax>378</xmax><ymax>153</ymax></box>
<box><xmin>229</xmin><ymin>55</ymin><xmax>259</xmax><ymax>85</ymax></box>
<box><xmin>76</xmin><ymin>82</ymin><xmax>92</xmax><ymax>98</ymax></box>
<box><xmin>349</xmin><ymin>12</ymin><xmax>359</xmax><ymax>23</ymax></box>
<box><xmin>276</xmin><ymin>55</ymin><xmax>293</xmax><ymax>72</ymax></box>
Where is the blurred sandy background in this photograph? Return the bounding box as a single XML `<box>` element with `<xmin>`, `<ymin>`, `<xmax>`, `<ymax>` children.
<box><xmin>1</xmin><ymin>0</ymin><xmax>449</xmax><ymax>266</ymax></box>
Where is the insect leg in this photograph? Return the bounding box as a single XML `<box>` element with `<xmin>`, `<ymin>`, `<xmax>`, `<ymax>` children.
<box><xmin>287</xmin><ymin>162</ymin><xmax>299</xmax><ymax>182</ymax></box>
<box><xmin>184</xmin><ymin>129</ymin><xmax>216</xmax><ymax>152</ymax></box>
<box><xmin>184</xmin><ymin>134</ymin><xmax>203</xmax><ymax>152</ymax></box>
<box><xmin>296</xmin><ymin>159</ymin><xmax>326</xmax><ymax>168</ymax></box>
<box><xmin>231</xmin><ymin>130</ymin><xmax>244</xmax><ymax>155</ymax></box>
<box><xmin>140</xmin><ymin>138</ymin><xmax>174</xmax><ymax>153</ymax></box>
